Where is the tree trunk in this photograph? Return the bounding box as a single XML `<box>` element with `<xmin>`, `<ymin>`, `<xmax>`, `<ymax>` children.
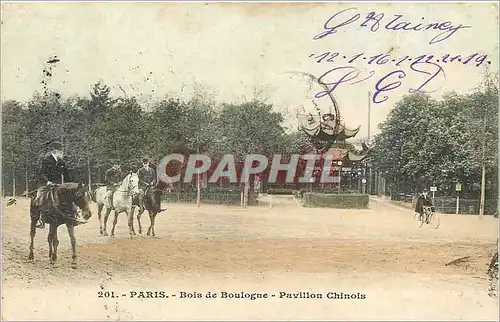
<box><xmin>480</xmin><ymin>164</ymin><xmax>486</xmax><ymax>217</ymax></box>
<box><xmin>12</xmin><ymin>168</ymin><xmax>16</xmax><ymax>197</ymax></box>
<box><xmin>25</xmin><ymin>165</ymin><xmax>28</xmax><ymax>196</ymax></box>
<box><xmin>87</xmin><ymin>157</ymin><xmax>92</xmax><ymax>190</ymax></box>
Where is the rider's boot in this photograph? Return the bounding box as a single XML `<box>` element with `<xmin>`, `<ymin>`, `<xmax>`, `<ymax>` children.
<box><xmin>139</xmin><ymin>197</ymin><xmax>145</xmax><ymax>213</ymax></box>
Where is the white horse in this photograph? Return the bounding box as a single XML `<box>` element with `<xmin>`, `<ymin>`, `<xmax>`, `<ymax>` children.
<box><xmin>94</xmin><ymin>172</ymin><xmax>139</xmax><ymax>237</ymax></box>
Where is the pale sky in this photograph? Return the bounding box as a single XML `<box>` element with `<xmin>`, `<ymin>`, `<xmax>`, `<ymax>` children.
<box><xmin>1</xmin><ymin>1</ymin><xmax>498</xmax><ymax>140</ymax></box>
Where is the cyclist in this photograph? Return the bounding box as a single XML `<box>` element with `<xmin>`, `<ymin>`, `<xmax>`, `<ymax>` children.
<box><xmin>414</xmin><ymin>189</ymin><xmax>434</xmax><ymax>223</ymax></box>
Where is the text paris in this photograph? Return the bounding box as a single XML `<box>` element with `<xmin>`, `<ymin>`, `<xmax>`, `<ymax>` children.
<box><xmin>309</xmin><ymin>52</ymin><xmax>491</xmax><ymax>68</ymax></box>
<box><xmin>313</xmin><ymin>7</ymin><xmax>471</xmax><ymax>44</ymax></box>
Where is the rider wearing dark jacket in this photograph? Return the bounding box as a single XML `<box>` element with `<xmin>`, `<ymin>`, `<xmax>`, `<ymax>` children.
<box><xmin>137</xmin><ymin>158</ymin><xmax>157</xmax><ymax>212</ymax></box>
<box><xmin>414</xmin><ymin>189</ymin><xmax>434</xmax><ymax>216</ymax></box>
<box><xmin>35</xmin><ymin>140</ymin><xmax>84</xmax><ymax>228</ymax></box>
<box><xmin>104</xmin><ymin>164</ymin><xmax>123</xmax><ymax>209</ymax></box>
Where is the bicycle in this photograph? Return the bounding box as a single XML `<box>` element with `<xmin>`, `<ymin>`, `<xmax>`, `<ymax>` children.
<box><xmin>414</xmin><ymin>205</ymin><xmax>440</xmax><ymax>229</ymax></box>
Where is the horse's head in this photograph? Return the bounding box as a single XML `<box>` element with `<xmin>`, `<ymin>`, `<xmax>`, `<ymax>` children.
<box><xmin>127</xmin><ymin>172</ymin><xmax>140</xmax><ymax>195</ymax></box>
<box><xmin>62</xmin><ymin>182</ymin><xmax>92</xmax><ymax>221</ymax></box>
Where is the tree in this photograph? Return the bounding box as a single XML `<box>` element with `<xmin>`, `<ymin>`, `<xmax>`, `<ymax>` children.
<box><xmin>467</xmin><ymin>71</ymin><xmax>498</xmax><ymax>216</ymax></box>
<box><xmin>91</xmin><ymin>96</ymin><xmax>147</xmax><ymax>169</ymax></box>
<box><xmin>371</xmin><ymin>81</ymin><xmax>498</xmax><ymax>210</ymax></box>
<box><xmin>1</xmin><ymin>100</ymin><xmax>29</xmax><ymax>195</ymax></box>
<box><xmin>216</xmin><ymin>100</ymin><xmax>288</xmax><ymax>158</ymax></box>
<box><xmin>370</xmin><ymin>94</ymin><xmax>440</xmax><ymax>194</ymax></box>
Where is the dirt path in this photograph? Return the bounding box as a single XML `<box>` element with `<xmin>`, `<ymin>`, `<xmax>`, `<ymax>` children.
<box><xmin>2</xmin><ymin>197</ymin><xmax>498</xmax><ymax>320</ymax></box>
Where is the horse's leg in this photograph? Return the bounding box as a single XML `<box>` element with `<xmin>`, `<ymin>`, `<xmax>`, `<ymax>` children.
<box><xmin>28</xmin><ymin>217</ymin><xmax>37</xmax><ymax>261</ymax></box>
<box><xmin>97</xmin><ymin>203</ymin><xmax>104</xmax><ymax>235</ymax></box>
<box><xmin>28</xmin><ymin>203</ymin><xmax>38</xmax><ymax>261</ymax></box>
<box><xmin>102</xmin><ymin>207</ymin><xmax>112</xmax><ymax>236</ymax></box>
<box><xmin>51</xmin><ymin>224</ymin><xmax>60</xmax><ymax>263</ymax></box>
<box><xmin>67</xmin><ymin>223</ymin><xmax>77</xmax><ymax>269</ymax></box>
<box><xmin>136</xmin><ymin>207</ymin><xmax>144</xmax><ymax>235</ymax></box>
<box><xmin>127</xmin><ymin>209</ymin><xmax>136</xmax><ymax>238</ymax></box>
<box><xmin>110</xmin><ymin>210</ymin><xmax>119</xmax><ymax>237</ymax></box>
<box><xmin>147</xmin><ymin>212</ymin><xmax>157</xmax><ymax>237</ymax></box>
<box><xmin>48</xmin><ymin>223</ymin><xmax>55</xmax><ymax>263</ymax></box>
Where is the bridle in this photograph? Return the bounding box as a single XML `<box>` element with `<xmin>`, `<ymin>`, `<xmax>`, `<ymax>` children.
<box><xmin>116</xmin><ymin>174</ymin><xmax>138</xmax><ymax>196</ymax></box>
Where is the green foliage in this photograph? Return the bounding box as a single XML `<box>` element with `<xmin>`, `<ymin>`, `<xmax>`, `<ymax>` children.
<box><xmin>370</xmin><ymin>74</ymin><xmax>498</xmax><ymax>198</ymax></box>
<box><xmin>303</xmin><ymin>193</ymin><xmax>369</xmax><ymax>209</ymax></box>
<box><xmin>215</xmin><ymin>100</ymin><xmax>288</xmax><ymax>157</ymax></box>
<box><xmin>1</xmin><ymin>82</ymin><xmax>292</xmax><ymax>195</ymax></box>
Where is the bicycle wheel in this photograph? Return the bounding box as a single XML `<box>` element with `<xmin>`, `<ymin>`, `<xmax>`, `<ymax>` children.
<box><xmin>428</xmin><ymin>212</ymin><xmax>440</xmax><ymax>229</ymax></box>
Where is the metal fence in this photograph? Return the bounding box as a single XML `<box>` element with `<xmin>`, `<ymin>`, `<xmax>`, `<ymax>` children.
<box><xmin>431</xmin><ymin>198</ymin><xmax>497</xmax><ymax>215</ymax></box>
<box><xmin>390</xmin><ymin>192</ymin><xmax>497</xmax><ymax>215</ymax></box>
<box><xmin>398</xmin><ymin>196</ymin><xmax>497</xmax><ymax>215</ymax></box>
<box><xmin>161</xmin><ymin>190</ymin><xmax>259</xmax><ymax>206</ymax></box>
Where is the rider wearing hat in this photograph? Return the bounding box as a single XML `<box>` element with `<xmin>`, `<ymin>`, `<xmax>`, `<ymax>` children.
<box><xmin>137</xmin><ymin>157</ymin><xmax>157</xmax><ymax>213</ymax></box>
<box><xmin>104</xmin><ymin>164</ymin><xmax>123</xmax><ymax>209</ymax></box>
<box><xmin>414</xmin><ymin>188</ymin><xmax>435</xmax><ymax>221</ymax></box>
<box><xmin>35</xmin><ymin>140</ymin><xmax>85</xmax><ymax>228</ymax></box>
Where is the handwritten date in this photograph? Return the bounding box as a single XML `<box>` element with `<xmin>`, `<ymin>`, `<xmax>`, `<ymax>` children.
<box><xmin>309</xmin><ymin>51</ymin><xmax>491</xmax><ymax>68</ymax></box>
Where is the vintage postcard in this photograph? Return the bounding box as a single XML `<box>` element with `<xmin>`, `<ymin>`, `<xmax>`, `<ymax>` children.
<box><xmin>1</xmin><ymin>1</ymin><xmax>499</xmax><ymax>320</ymax></box>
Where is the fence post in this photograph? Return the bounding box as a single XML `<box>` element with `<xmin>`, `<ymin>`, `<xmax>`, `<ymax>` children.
<box><xmin>456</xmin><ymin>195</ymin><xmax>460</xmax><ymax>215</ymax></box>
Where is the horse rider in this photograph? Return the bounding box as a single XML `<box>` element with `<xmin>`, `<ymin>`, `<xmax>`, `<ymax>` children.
<box><xmin>104</xmin><ymin>164</ymin><xmax>123</xmax><ymax>209</ymax></box>
<box><xmin>35</xmin><ymin>140</ymin><xmax>85</xmax><ymax>228</ymax></box>
<box><xmin>149</xmin><ymin>158</ymin><xmax>166</xmax><ymax>211</ymax></box>
<box><xmin>137</xmin><ymin>158</ymin><xmax>157</xmax><ymax>213</ymax></box>
<box><xmin>414</xmin><ymin>188</ymin><xmax>435</xmax><ymax>222</ymax></box>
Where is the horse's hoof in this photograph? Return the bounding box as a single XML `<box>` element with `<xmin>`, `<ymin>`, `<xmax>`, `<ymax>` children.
<box><xmin>71</xmin><ymin>263</ymin><xmax>77</xmax><ymax>269</ymax></box>
<box><xmin>28</xmin><ymin>254</ymin><xmax>34</xmax><ymax>261</ymax></box>
<box><xmin>110</xmin><ymin>234</ymin><xmax>115</xmax><ymax>238</ymax></box>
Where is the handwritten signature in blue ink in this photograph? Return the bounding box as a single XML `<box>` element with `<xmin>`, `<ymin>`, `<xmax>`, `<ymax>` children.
<box><xmin>314</xmin><ymin>61</ymin><xmax>446</xmax><ymax>104</ymax></box>
<box><xmin>313</xmin><ymin>7</ymin><xmax>471</xmax><ymax>45</ymax></box>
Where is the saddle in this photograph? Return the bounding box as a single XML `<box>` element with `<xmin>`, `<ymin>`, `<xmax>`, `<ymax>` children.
<box><xmin>32</xmin><ymin>185</ymin><xmax>60</xmax><ymax>208</ymax></box>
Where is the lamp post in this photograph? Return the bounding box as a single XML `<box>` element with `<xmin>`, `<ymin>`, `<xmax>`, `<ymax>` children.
<box><xmin>357</xmin><ymin>168</ymin><xmax>362</xmax><ymax>193</ymax></box>
<box><xmin>337</xmin><ymin>160</ymin><xmax>343</xmax><ymax>194</ymax></box>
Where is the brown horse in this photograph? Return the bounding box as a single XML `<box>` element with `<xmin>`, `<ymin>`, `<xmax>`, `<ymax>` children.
<box><xmin>27</xmin><ymin>182</ymin><xmax>92</xmax><ymax>269</ymax></box>
<box><xmin>132</xmin><ymin>185</ymin><xmax>164</xmax><ymax>237</ymax></box>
